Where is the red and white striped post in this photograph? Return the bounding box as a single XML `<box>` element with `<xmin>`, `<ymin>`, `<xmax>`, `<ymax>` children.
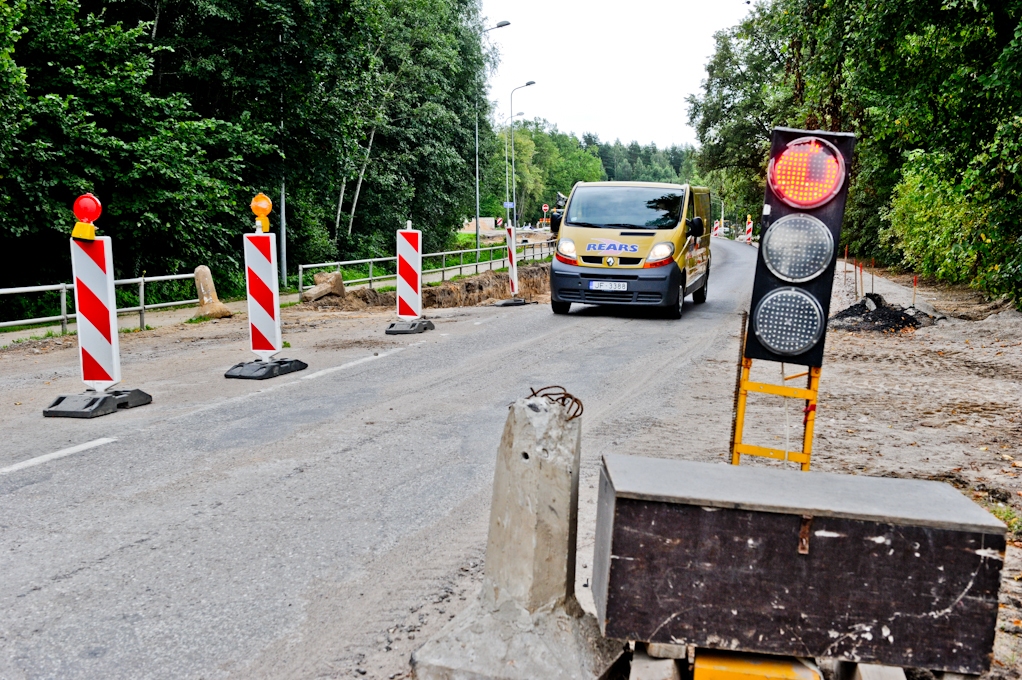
<box><xmin>397</xmin><ymin>222</ymin><xmax>422</xmax><ymax>320</ymax></box>
<box><xmin>225</xmin><ymin>193</ymin><xmax>307</xmax><ymax>378</ymax></box>
<box><xmin>243</xmin><ymin>232</ymin><xmax>282</xmax><ymax>359</ymax></box>
<box><xmin>745</xmin><ymin>215</ymin><xmax>754</xmax><ymax>244</ymax></box>
<box><xmin>71</xmin><ymin>235</ymin><xmax>120</xmax><ymax>390</ymax></box>
<box><xmin>505</xmin><ymin>224</ymin><xmax>519</xmax><ymax>297</ymax></box>
<box><xmin>46</xmin><ymin>193</ymin><xmax>152</xmax><ymax>417</ymax></box>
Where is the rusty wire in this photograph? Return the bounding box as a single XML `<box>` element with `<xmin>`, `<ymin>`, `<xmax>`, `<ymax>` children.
<box><xmin>526</xmin><ymin>385</ymin><xmax>584</xmax><ymax>420</ymax></box>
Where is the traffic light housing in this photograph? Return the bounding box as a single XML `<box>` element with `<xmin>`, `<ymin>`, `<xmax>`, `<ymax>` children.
<box><xmin>744</xmin><ymin>128</ymin><xmax>856</xmax><ymax>368</ymax></box>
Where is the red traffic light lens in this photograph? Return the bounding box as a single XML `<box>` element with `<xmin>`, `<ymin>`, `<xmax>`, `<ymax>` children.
<box><xmin>768</xmin><ymin>137</ymin><xmax>845</xmax><ymax>208</ymax></box>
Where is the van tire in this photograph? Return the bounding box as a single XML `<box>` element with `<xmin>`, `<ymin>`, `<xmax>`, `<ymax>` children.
<box><xmin>552</xmin><ymin>300</ymin><xmax>571</xmax><ymax>315</ymax></box>
<box><xmin>693</xmin><ymin>267</ymin><xmax>709</xmax><ymax>304</ymax></box>
<box><xmin>664</xmin><ymin>280</ymin><xmax>684</xmax><ymax>320</ymax></box>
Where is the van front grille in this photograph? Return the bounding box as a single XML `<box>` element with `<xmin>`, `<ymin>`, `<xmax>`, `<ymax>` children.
<box><xmin>583</xmin><ymin>291</ymin><xmax>634</xmax><ymax>303</ymax></box>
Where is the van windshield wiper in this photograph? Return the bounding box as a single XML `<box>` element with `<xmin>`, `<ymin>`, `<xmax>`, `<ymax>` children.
<box><xmin>603</xmin><ymin>223</ymin><xmax>646</xmax><ymax>228</ymax></box>
<box><xmin>565</xmin><ymin>221</ymin><xmax>606</xmax><ymax>229</ymax></box>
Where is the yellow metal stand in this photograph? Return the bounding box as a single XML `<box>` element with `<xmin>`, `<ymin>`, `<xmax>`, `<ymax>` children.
<box><xmin>730</xmin><ymin>357</ymin><xmax>821</xmax><ymax>471</ymax></box>
<box><xmin>694</xmin><ymin>649</ymin><xmax>821</xmax><ymax>680</ymax></box>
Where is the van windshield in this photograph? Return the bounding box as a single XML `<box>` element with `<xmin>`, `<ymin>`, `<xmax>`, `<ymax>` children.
<box><xmin>565</xmin><ymin>186</ymin><xmax>685</xmax><ymax>229</ymax></box>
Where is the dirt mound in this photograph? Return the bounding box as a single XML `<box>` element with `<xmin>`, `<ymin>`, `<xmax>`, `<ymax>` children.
<box><xmin>302</xmin><ymin>264</ymin><xmax>550</xmax><ymax>312</ymax></box>
<box><xmin>830</xmin><ymin>293</ymin><xmax>924</xmax><ymax>333</ymax></box>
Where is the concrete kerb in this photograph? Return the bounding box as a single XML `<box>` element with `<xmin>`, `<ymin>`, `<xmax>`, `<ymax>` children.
<box><xmin>411</xmin><ymin>396</ymin><xmax>624</xmax><ymax>679</ymax></box>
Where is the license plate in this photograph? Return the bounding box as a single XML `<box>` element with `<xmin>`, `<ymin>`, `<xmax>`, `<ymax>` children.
<box><xmin>589</xmin><ymin>281</ymin><xmax>627</xmax><ymax>291</ymax></box>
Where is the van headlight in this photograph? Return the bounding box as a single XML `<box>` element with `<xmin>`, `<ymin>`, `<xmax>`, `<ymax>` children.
<box><xmin>557</xmin><ymin>239</ymin><xmax>576</xmax><ymax>257</ymax></box>
<box><xmin>645</xmin><ymin>242</ymin><xmax>674</xmax><ymax>266</ymax></box>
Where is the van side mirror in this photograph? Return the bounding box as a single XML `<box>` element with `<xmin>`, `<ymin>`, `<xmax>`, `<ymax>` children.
<box><xmin>550</xmin><ymin>211</ymin><xmax>563</xmax><ymax>234</ymax></box>
<box><xmin>686</xmin><ymin>216</ymin><xmax>704</xmax><ymax>238</ymax></box>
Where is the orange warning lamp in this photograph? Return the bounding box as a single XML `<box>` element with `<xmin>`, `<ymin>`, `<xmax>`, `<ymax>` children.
<box><xmin>251</xmin><ymin>192</ymin><xmax>272</xmax><ymax>233</ymax></box>
<box><xmin>71</xmin><ymin>193</ymin><xmax>102</xmax><ymax>241</ymax></box>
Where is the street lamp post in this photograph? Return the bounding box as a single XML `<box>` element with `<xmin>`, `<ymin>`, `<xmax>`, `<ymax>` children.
<box><xmin>509</xmin><ymin>81</ymin><xmax>535</xmax><ymax>228</ymax></box>
<box><xmin>502</xmin><ymin>112</ymin><xmax>523</xmax><ymax>229</ymax></box>
<box><xmin>475</xmin><ymin>21</ymin><xmax>510</xmax><ymax>253</ymax></box>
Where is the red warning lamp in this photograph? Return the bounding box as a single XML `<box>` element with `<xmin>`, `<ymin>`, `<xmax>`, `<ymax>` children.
<box><xmin>767</xmin><ymin>137</ymin><xmax>845</xmax><ymax>209</ymax></box>
<box><xmin>71</xmin><ymin>193</ymin><xmax>102</xmax><ymax>241</ymax></box>
<box><xmin>73</xmin><ymin>193</ymin><xmax>102</xmax><ymax>223</ymax></box>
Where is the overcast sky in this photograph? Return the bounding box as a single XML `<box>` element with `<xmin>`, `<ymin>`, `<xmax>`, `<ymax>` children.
<box><xmin>479</xmin><ymin>0</ymin><xmax>752</xmax><ymax>148</ymax></box>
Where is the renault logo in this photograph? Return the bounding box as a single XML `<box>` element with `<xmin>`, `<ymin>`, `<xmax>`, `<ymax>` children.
<box><xmin>606</xmin><ymin>257</ymin><xmax>615</xmax><ymax>266</ymax></box>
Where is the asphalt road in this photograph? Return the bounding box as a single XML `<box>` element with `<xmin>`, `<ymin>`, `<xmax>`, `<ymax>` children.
<box><xmin>0</xmin><ymin>239</ymin><xmax>757</xmax><ymax>679</ymax></box>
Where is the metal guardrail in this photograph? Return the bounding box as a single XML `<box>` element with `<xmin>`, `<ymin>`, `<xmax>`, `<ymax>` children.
<box><xmin>298</xmin><ymin>239</ymin><xmax>555</xmax><ymax>297</ymax></box>
<box><xmin>0</xmin><ymin>273</ymin><xmax>197</xmax><ymax>333</ymax></box>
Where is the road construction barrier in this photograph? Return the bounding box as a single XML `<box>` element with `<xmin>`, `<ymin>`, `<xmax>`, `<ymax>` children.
<box><xmin>396</xmin><ymin>224</ymin><xmax>422</xmax><ymax>319</ymax></box>
<box><xmin>505</xmin><ymin>225</ymin><xmax>519</xmax><ymax>296</ymax></box>
<box><xmin>44</xmin><ymin>194</ymin><xmax>152</xmax><ymax>418</ymax></box>
<box><xmin>244</xmin><ymin>233</ymin><xmax>282</xmax><ymax>359</ymax></box>
<box><xmin>71</xmin><ymin>236</ymin><xmax>120</xmax><ymax>390</ymax></box>
<box><xmin>745</xmin><ymin>215</ymin><xmax>754</xmax><ymax>243</ymax></box>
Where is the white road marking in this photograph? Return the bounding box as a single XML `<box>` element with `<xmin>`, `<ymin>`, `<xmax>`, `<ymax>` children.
<box><xmin>1</xmin><ymin>438</ymin><xmax>117</xmax><ymax>475</ymax></box>
<box><xmin>301</xmin><ymin>347</ymin><xmax>406</xmax><ymax>381</ymax></box>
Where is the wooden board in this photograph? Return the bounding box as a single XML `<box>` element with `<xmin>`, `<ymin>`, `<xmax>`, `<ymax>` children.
<box><xmin>593</xmin><ymin>455</ymin><xmax>1005</xmax><ymax>675</ymax></box>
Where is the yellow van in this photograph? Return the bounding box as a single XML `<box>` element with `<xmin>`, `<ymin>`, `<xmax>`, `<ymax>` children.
<box><xmin>550</xmin><ymin>181</ymin><xmax>711</xmax><ymax>318</ymax></box>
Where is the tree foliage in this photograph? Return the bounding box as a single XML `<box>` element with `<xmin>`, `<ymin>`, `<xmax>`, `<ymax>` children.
<box><xmin>0</xmin><ymin>0</ymin><xmax>491</xmax><ymax>312</ymax></box>
<box><xmin>479</xmin><ymin>120</ymin><xmax>604</xmax><ymax>225</ymax></box>
<box><xmin>688</xmin><ymin>0</ymin><xmax>1022</xmax><ymax>303</ymax></box>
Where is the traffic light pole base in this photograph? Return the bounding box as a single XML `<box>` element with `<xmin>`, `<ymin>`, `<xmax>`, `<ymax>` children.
<box><xmin>224</xmin><ymin>358</ymin><xmax>308</xmax><ymax>380</ymax></box>
<box><xmin>385</xmin><ymin>319</ymin><xmax>435</xmax><ymax>334</ymax></box>
<box><xmin>731</xmin><ymin>357</ymin><xmax>821</xmax><ymax>471</ymax></box>
<box><xmin>43</xmin><ymin>388</ymin><xmax>152</xmax><ymax>418</ymax></box>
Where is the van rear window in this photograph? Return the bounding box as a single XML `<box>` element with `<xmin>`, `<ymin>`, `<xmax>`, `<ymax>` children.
<box><xmin>565</xmin><ymin>186</ymin><xmax>685</xmax><ymax>229</ymax></box>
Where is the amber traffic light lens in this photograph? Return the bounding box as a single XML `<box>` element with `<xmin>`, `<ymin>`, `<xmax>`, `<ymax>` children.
<box><xmin>768</xmin><ymin>137</ymin><xmax>845</xmax><ymax>208</ymax></box>
<box><xmin>761</xmin><ymin>214</ymin><xmax>834</xmax><ymax>283</ymax></box>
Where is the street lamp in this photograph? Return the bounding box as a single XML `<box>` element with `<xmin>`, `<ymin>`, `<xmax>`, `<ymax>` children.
<box><xmin>475</xmin><ymin>21</ymin><xmax>510</xmax><ymax>252</ymax></box>
<box><xmin>503</xmin><ymin>112</ymin><xmax>524</xmax><ymax>228</ymax></box>
<box><xmin>510</xmin><ymin>81</ymin><xmax>535</xmax><ymax>228</ymax></box>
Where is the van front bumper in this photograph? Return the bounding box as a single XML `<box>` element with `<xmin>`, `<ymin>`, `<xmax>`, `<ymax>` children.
<box><xmin>550</xmin><ymin>259</ymin><xmax>682</xmax><ymax>307</ymax></box>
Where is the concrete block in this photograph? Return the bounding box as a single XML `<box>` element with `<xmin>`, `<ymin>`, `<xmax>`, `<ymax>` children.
<box><xmin>630</xmin><ymin>648</ymin><xmax>681</xmax><ymax>680</ymax></box>
<box><xmin>852</xmin><ymin>665</ymin><xmax>907</xmax><ymax>680</ymax></box>
<box><xmin>646</xmin><ymin>643</ymin><xmax>691</xmax><ymax>660</ymax></box>
<box><xmin>412</xmin><ymin>397</ymin><xmax>623</xmax><ymax>679</ymax></box>
<box><xmin>302</xmin><ymin>271</ymin><xmax>346</xmax><ymax>302</ymax></box>
<box><xmin>484</xmin><ymin>395</ymin><xmax>581</xmax><ymax>612</ymax></box>
<box><xmin>193</xmin><ymin>265</ymin><xmax>232</xmax><ymax>319</ymax></box>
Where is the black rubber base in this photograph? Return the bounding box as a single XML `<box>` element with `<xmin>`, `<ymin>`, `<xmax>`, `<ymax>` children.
<box><xmin>385</xmin><ymin>319</ymin><xmax>435</xmax><ymax>335</ymax></box>
<box><xmin>492</xmin><ymin>297</ymin><xmax>533</xmax><ymax>307</ymax></box>
<box><xmin>43</xmin><ymin>388</ymin><xmax>153</xmax><ymax>419</ymax></box>
<box><xmin>224</xmin><ymin>358</ymin><xmax>308</xmax><ymax>380</ymax></box>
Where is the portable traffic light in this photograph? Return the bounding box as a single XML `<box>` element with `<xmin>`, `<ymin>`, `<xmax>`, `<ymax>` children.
<box><xmin>744</xmin><ymin>128</ymin><xmax>856</xmax><ymax>368</ymax></box>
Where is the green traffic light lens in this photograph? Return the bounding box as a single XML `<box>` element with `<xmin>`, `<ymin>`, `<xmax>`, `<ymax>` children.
<box><xmin>754</xmin><ymin>288</ymin><xmax>824</xmax><ymax>355</ymax></box>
